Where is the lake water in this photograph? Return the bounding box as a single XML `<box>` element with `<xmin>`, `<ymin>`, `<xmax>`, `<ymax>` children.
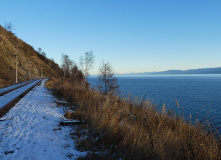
<box><xmin>88</xmin><ymin>75</ymin><xmax>221</xmax><ymax>133</ymax></box>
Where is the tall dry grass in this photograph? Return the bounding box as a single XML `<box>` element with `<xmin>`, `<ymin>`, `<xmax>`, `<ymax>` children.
<box><xmin>0</xmin><ymin>25</ymin><xmax>58</xmax><ymax>82</ymax></box>
<box><xmin>0</xmin><ymin>79</ymin><xmax>12</xmax><ymax>88</ymax></box>
<box><xmin>51</xmin><ymin>78</ymin><xmax>221</xmax><ymax>159</ymax></box>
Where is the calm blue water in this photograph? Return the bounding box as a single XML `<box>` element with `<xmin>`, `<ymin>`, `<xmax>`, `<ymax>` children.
<box><xmin>88</xmin><ymin>75</ymin><xmax>221</xmax><ymax>133</ymax></box>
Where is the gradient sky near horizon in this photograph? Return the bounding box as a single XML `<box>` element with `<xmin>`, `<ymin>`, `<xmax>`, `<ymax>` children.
<box><xmin>1</xmin><ymin>0</ymin><xmax>221</xmax><ymax>75</ymax></box>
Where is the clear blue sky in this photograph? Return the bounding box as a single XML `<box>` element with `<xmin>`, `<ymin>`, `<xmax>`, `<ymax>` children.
<box><xmin>1</xmin><ymin>0</ymin><xmax>221</xmax><ymax>74</ymax></box>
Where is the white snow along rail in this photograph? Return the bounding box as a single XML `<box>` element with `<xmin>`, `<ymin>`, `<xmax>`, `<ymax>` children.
<box><xmin>0</xmin><ymin>79</ymin><xmax>87</xmax><ymax>159</ymax></box>
<box><xmin>0</xmin><ymin>79</ymin><xmax>42</xmax><ymax>115</ymax></box>
<box><xmin>0</xmin><ymin>79</ymin><xmax>36</xmax><ymax>96</ymax></box>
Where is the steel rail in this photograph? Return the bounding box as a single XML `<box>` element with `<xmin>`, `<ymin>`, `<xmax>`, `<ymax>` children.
<box><xmin>0</xmin><ymin>79</ymin><xmax>42</xmax><ymax>117</ymax></box>
<box><xmin>0</xmin><ymin>80</ymin><xmax>36</xmax><ymax>97</ymax></box>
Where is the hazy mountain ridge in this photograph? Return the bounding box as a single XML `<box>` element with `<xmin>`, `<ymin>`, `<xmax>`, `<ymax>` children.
<box><xmin>117</xmin><ymin>67</ymin><xmax>221</xmax><ymax>75</ymax></box>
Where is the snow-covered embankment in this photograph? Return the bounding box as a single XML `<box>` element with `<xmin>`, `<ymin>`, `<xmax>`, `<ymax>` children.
<box><xmin>0</xmin><ymin>79</ymin><xmax>86</xmax><ymax>160</ymax></box>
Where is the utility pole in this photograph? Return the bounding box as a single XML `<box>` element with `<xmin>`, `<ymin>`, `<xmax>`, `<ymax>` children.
<box><xmin>29</xmin><ymin>57</ymin><xmax>31</xmax><ymax>80</ymax></box>
<box><xmin>41</xmin><ymin>66</ymin><xmax>42</xmax><ymax>78</ymax></box>
<box><xmin>16</xmin><ymin>44</ymin><xmax>18</xmax><ymax>83</ymax></box>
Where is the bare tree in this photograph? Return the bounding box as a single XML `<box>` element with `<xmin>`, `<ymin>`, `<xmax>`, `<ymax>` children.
<box><xmin>79</xmin><ymin>56</ymin><xmax>84</xmax><ymax>71</ymax></box>
<box><xmin>70</xmin><ymin>65</ymin><xmax>85</xmax><ymax>84</ymax></box>
<box><xmin>79</xmin><ymin>51</ymin><xmax>95</xmax><ymax>80</ymax></box>
<box><xmin>37</xmin><ymin>48</ymin><xmax>46</xmax><ymax>57</ymax></box>
<box><xmin>37</xmin><ymin>48</ymin><xmax>42</xmax><ymax>54</ymax></box>
<box><xmin>41</xmin><ymin>52</ymin><xmax>46</xmax><ymax>57</ymax></box>
<box><xmin>98</xmin><ymin>61</ymin><xmax>118</xmax><ymax>95</ymax></box>
<box><xmin>61</xmin><ymin>54</ymin><xmax>74</xmax><ymax>78</ymax></box>
<box><xmin>51</xmin><ymin>58</ymin><xmax>55</xmax><ymax>62</ymax></box>
<box><xmin>5</xmin><ymin>22</ymin><xmax>14</xmax><ymax>41</ymax></box>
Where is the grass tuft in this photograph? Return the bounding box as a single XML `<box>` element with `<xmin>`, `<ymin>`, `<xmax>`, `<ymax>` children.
<box><xmin>50</xmin><ymin>78</ymin><xmax>221</xmax><ymax>160</ymax></box>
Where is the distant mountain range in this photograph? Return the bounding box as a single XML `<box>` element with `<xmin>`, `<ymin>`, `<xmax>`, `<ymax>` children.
<box><xmin>117</xmin><ymin>67</ymin><xmax>221</xmax><ymax>75</ymax></box>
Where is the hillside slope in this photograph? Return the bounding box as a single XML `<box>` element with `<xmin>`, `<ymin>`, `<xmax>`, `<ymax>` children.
<box><xmin>0</xmin><ymin>25</ymin><xmax>59</xmax><ymax>84</ymax></box>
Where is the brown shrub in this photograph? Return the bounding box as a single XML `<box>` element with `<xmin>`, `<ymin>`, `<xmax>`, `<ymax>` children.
<box><xmin>45</xmin><ymin>77</ymin><xmax>56</xmax><ymax>89</ymax></box>
<box><xmin>51</xmin><ymin>78</ymin><xmax>221</xmax><ymax>160</ymax></box>
<box><xmin>0</xmin><ymin>78</ymin><xmax>12</xmax><ymax>88</ymax></box>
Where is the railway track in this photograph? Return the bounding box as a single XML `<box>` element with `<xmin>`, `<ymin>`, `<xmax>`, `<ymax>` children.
<box><xmin>0</xmin><ymin>79</ymin><xmax>36</xmax><ymax>96</ymax></box>
<box><xmin>0</xmin><ymin>79</ymin><xmax>42</xmax><ymax>117</ymax></box>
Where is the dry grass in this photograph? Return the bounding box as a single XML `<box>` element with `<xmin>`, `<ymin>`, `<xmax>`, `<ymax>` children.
<box><xmin>45</xmin><ymin>78</ymin><xmax>56</xmax><ymax>89</ymax></box>
<box><xmin>50</xmin><ymin>78</ymin><xmax>221</xmax><ymax>160</ymax></box>
<box><xmin>0</xmin><ymin>79</ymin><xmax>12</xmax><ymax>88</ymax></box>
<box><xmin>0</xmin><ymin>25</ymin><xmax>57</xmax><ymax>82</ymax></box>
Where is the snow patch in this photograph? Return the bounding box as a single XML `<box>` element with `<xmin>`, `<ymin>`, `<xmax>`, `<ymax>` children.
<box><xmin>0</xmin><ymin>79</ymin><xmax>87</xmax><ymax>159</ymax></box>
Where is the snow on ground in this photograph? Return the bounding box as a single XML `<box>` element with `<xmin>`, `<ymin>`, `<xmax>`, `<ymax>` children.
<box><xmin>0</xmin><ymin>79</ymin><xmax>87</xmax><ymax>160</ymax></box>
<box><xmin>0</xmin><ymin>80</ymin><xmax>41</xmax><ymax>109</ymax></box>
<box><xmin>0</xmin><ymin>79</ymin><xmax>34</xmax><ymax>95</ymax></box>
